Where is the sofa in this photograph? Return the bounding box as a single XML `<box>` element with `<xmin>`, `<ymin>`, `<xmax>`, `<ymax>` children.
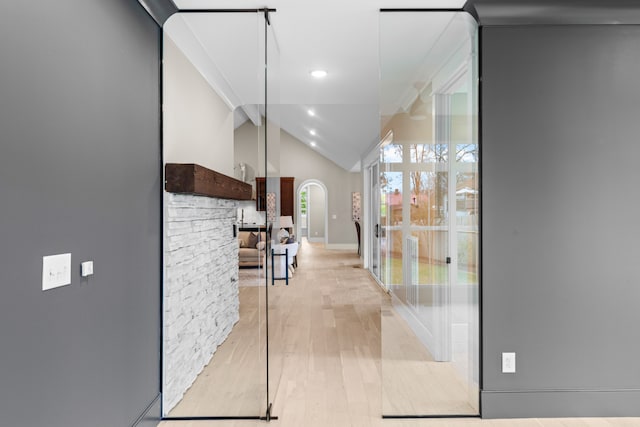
<box><xmin>238</xmin><ymin>231</ymin><xmax>266</xmax><ymax>267</ymax></box>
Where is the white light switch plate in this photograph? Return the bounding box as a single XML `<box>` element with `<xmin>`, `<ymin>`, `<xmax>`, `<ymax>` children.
<box><xmin>42</xmin><ymin>253</ymin><xmax>72</xmax><ymax>291</ymax></box>
<box><xmin>502</xmin><ymin>352</ymin><xmax>516</xmax><ymax>373</ymax></box>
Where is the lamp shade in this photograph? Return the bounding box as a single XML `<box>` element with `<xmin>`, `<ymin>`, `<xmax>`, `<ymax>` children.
<box><xmin>277</xmin><ymin>216</ymin><xmax>294</xmax><ymax>241</ymax></box>
<box><xmin>279</xmin><ymin>216</ymin><xmax>294</xmax><ymax>229</ymax></box>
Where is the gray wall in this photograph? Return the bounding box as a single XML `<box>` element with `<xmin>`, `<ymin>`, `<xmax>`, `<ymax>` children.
<box><xmin>308</xmin><ymin>184</ymin><xmax>326</xmax><ymax>240</ymax></box>
<box><xmin>0</xmin><ymin>1</ymin><xmax>161</xmax><ymax>426</ymax></box>
<box><xmin>279</xmin><ymin>130</ymin><xmax>362</xmax><ymax>247</ymax></box>
<box><xmin>482</xmin><ymin>25</ymin><xmax>640</xmax><ymax>418</ymax></box>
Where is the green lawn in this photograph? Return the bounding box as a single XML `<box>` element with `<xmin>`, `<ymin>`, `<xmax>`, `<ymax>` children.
<box><xmin>381</xmin><ymin>256</ymin><xmax>477</xmax><ymax>285</ymax></box>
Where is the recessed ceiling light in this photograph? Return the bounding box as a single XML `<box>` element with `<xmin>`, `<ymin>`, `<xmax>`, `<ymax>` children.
<box><xmin>307</xmin><ymin>109</ymin><xmax>315</xmax><ymax>116</ymax></box>
<box><xmin>309</xmin><ymin>129</ymin><xmax>317</xmax><ymax>136</ymax></box>
<box><xmin>310</xmin><ymin>70</ymin><xmax>328</xmax><ymax>79</ymax></box>
<box><xmin>310</xmin><ymin>141</ymin><xmax>317</xmax><ymax>147</ymax></box>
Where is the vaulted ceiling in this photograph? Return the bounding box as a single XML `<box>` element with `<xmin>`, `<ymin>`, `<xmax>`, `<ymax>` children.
<box><xmin>164</xmin><ymin>0</ymin><xmax>467</xmax><ymax>171</ymax></box>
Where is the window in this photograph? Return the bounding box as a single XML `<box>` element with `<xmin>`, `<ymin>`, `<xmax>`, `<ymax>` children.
<box><xmin>300</xmin><ymin>189</ymin><xmax>308</xmax><ymax>216</ymax></box>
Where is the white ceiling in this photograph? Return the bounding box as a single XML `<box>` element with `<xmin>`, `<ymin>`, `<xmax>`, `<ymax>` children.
<box><xmin>165</xmin><ymin>0</ymin><xmax>467</xmax><ymax>171</ymax></box>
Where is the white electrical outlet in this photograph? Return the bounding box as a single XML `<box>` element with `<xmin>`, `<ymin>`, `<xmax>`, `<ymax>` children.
<box><xmin>502</xmin><ymin>352</ymin><xmax>516</xmax><ymax>373</ymax></box>
<box><xmin>81</xmin><ymin>261</ymin><xmax>94</xmax><ymax>277</ymax></box>
<box><xmin>42</xmin><ymin>253</ymin><xmax>72</xmax><ymax>291</ymax></box>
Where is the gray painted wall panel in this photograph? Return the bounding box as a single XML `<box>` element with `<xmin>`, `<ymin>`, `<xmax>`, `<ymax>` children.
<box><xmin>482</xmin><ymin>25</ymin><xmax>640</xmax><ymax>417</ymax></box>
<box><xmin>0</xmin><ymin>1</ymin><xmax>161</xmax><ymax>426</ymax></box>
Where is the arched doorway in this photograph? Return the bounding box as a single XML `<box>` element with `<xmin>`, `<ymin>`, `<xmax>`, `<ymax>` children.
<box><xmin>296</xmin><ymin>179</ymin><xmax>328</xmax><ymax>246</ymax></box>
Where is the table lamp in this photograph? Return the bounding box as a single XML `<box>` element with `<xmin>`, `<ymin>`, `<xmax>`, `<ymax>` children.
<box><xmin>277</xmin><ymin>216</ymin><xmax>294</xmax><ymax>242</ymax></box>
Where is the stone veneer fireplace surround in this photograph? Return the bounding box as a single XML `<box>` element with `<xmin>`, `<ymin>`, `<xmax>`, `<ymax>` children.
<box><xmin>162</xmin><ymin>164</ymin><xmax>252</xmax><ymax>413</ymax></box>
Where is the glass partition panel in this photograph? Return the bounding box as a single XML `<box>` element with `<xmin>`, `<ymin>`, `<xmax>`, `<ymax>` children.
<box><xmin>380</xmin><ymin>11</ymin><xmax>479</xmax><ymax>417</ymax></box>
<box><xmin>370</xmin><ymin>162</ymin><xmax>382</xmax><ymax>281</ymax></box>
<box><xmin>263</xmin><ymin>14</ymin><xmax>283</xmax><ymax>419</ymax></box>
<box><xmin>162</xmin><ymin>11</ymin><xmax>270</xmax><ymax>419</ymax></box>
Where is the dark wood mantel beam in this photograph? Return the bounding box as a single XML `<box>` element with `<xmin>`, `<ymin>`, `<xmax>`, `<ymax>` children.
<box><xmin>165</xmin><ymin>163</ymin><xmax>252</xmax><ymax>200</ymax></box>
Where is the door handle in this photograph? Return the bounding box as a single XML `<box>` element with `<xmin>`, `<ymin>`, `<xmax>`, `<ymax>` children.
<box><xmin>375</xmin><ymin>224</ymin><xmax>379</xmax><ymax>238</ymax></box>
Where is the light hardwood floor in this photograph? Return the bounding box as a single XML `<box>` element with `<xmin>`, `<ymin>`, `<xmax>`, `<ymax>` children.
<box><xmin>161</xmin><ymin>241</ymin><xmax>640</xmax><ymax>427</ymax></box>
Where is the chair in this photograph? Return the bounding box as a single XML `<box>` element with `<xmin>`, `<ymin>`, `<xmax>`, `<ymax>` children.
<box><xmin>271</xmin><ymin>241</ymin><xmax>299</xmax><ymax>285</ymax></box>
<box><xmin>355</xmin><ymin>221</ymin><xmax>361</xmax><ymax>256</ymax></box>
<box><xmin>284</xmin><ymin>242</ymin><xmax>299</xmax><ymax>275</ymax></box>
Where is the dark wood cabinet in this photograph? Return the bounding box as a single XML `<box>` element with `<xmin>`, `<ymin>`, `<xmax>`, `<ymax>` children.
<box><xmin>256</xmin><ymin>177</ymin><xmax>266</xmax><ymax>211</ymax></box>
<box><xmin>255</xmin><ymin>177</ymin><xmax>294</xmax><ymax>221</ymax></box>
<box><xmin>280</xmin><ymin>177</ymin><xmax>294</xmax><ymax>218</ymax></box>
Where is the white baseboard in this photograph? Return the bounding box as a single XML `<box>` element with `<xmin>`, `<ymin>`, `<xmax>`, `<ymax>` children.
<box><xmin>325</xmin><ymin>243</ymin><xmax>358</xmax><ymax>250</ymax></box>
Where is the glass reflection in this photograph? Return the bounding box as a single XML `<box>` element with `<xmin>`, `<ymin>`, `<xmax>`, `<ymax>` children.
<box><xmin>381</xmin><ymin>143</ymin><xmax>404</xmax><ymax>163</ymax></box>
<box><xmin>162</xmin><ymin>11</ymin><xmax>270</xmax><ymax>419</ymax></box>
<box><xmin>264</xmin><ymin>14</ymin><xmax>283</xmax><ymax>418</ymax></box>
<box><xmin>380</xmin><ymin>11</ymin><xmax>479</xmax><ymax>417</ymax></box>
<box><xmin>410</xmin><ymin>144</ymin><xmax>448</xmax><ymax>163</ymax></box>
<box><xmin>380</xmin><ymin>171</ymin><xmax>403</xmax><ymax>288</ymax></box>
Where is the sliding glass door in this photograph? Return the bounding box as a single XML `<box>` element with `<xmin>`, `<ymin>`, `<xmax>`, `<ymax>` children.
<box><xmin>369</xmin><ymin>161</ymin><xmax>382</xmax><ymax>283</ymax></box>
<box><xmin>379</xmin><ymin>10</ymin><xmax>479</xmax><ymax>417</ymax></box>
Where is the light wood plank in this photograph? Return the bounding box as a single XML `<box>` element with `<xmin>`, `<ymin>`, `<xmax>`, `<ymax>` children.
<box><xmin>161</xmin><ymin>240</ymin><xmax>640</xmax><ymax>427</ymax></box>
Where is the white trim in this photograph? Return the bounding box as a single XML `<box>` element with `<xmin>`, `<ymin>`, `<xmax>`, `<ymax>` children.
<box><xmin>240</xmin><ymin>104</ymin><xmax>262</xmax><ymax>127</ymax></box>
<box><xmin>366</xmin><ymin>160</ymin><xmax>381</xmax><ymax>281</ymax></box>
<box><xmin>363</xmin><ymin>133</ymin><xmax>390</xmax><ymax>278</ymax></box>
<box><xmin>362</xmin><ymin>129</ymin><xmax>392</xmax><ymax>168</ymax></box>
<box><xmin>306</xmin><ymin>187</ymin><xmax>312</xmax><ymax>239</ymax></box>
<box><xmin>307</xmin><ymin>237</ymin><xmax>325</xmax><ymax>243</ymax></box>
<box><xmin>296</xmin><ymin>179</ymin><xmax>329</xmax><ymax>246</ymax></box>
<box><xmin>390</xmin><ymin>292</ymin><xmax>439</xmax><ymax>360</ymax></box>
<box><xmin>368</xmin><ymin>268</ymin><xmax>388</xmax><ymax>293</ymax></box>
<box><xmin>362</xmin><ymin>164</ymin><xmax>370</xmax><ymax>269</ymax></box>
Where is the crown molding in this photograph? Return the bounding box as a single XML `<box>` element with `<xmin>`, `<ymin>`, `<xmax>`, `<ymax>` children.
<box><xmin>465</xmin><ymin>0</ymin><xmax>640</xmax><ymax>25</ymax></box>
